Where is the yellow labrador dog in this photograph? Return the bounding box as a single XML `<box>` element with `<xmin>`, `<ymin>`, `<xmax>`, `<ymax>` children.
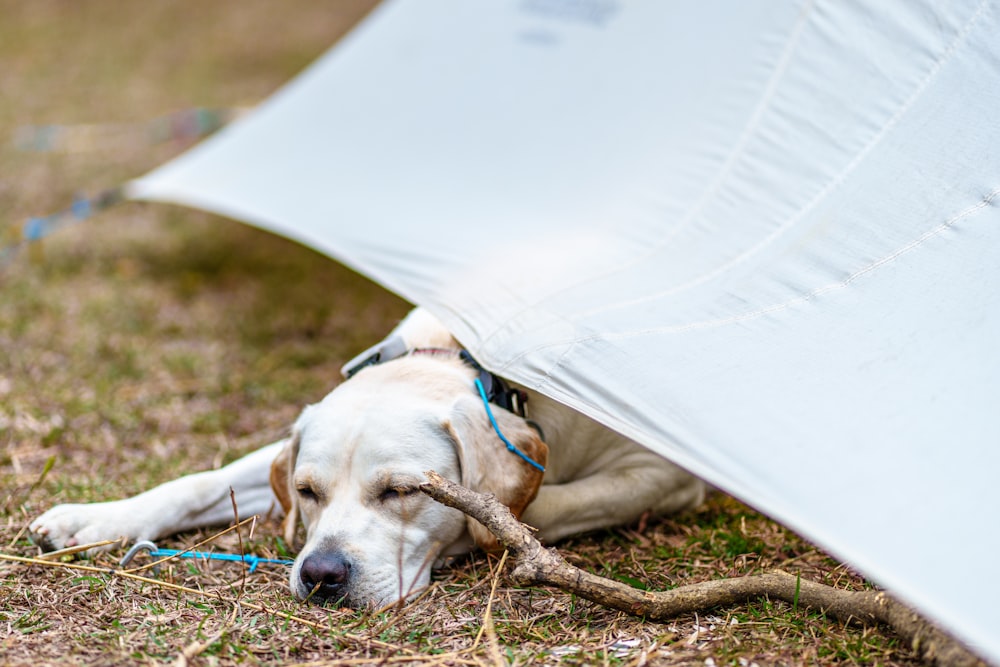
<box><xmin>31</xmin><ymin>309</ymin><xmax>704</xmax><ymax>607</ymax></box>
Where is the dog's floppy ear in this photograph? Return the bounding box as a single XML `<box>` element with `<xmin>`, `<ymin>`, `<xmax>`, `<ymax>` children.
<box><xmin>269</xmin><ymin>429</ymin><xmax>302</xmax><ymax>548</ymax></box>
<box><xmin>443</xmin><ymin>395</ymin><xmax>548</xmax><ymax>551</ymax></box>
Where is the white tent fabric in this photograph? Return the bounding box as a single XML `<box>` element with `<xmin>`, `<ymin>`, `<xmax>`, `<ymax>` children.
<box><xmin>128</xmin><ymin>0</ymin><xmax>1000</xmax><ymax>659</ymax></box>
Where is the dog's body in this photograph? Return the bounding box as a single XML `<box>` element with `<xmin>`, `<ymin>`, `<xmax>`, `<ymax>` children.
<box><xmin>31</xmin><ymin>309</ymin><xmax>704</xmax><ymax>606</ymax></box>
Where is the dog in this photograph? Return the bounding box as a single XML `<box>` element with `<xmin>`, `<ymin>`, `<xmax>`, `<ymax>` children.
<box><xmin>30</xmin><ymin>308</ymin><xmax>704</xmax><ymax>607</ymax></box>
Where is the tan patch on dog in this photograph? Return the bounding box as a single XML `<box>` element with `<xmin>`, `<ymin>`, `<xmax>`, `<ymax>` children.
<box><xmin>444</xmin><ymin>396</ymin><xmax>548</xmax><ymax>551</ymax></box>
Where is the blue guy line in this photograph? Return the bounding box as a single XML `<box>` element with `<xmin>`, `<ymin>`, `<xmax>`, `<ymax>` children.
<box><xmin>473</xmin><ymin>377</ymin><xmax>545</xmax><ymax>472</ymax></box>
<box><xmin>5</xmin><ymin>106</ymin><xmax>241</xmax><ymax>268</ymax></box>
<box><xmin>147</xmin><ymin>548</ymin><xmax>293</xmax><ymax>573</ymax></box>
<box><xmin>71</xmin><ymin>196</ymin><xmax>92</xmax><ymax>219</ymax></box>
<box><xmin>1</xmin><ymin>188</ymin><xmax>123</xmax><ymax>269</ymax></box>
<box><xmin>23</xmin><ymin>217</ymin><xmax>47</xmax><ymax>241</ymax></box>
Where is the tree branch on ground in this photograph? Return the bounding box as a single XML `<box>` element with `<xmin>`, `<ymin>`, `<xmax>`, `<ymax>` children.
<box><xmin>420</xmin><ymin>470</ymin><xmax>988</xmax><ymax>667</ymax></box>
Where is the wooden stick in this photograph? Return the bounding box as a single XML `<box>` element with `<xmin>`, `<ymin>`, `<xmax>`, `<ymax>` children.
<box><xmin>420</xmin><ymin>470</ymin><xmax>988</xmax><ymax>667</ymax></box>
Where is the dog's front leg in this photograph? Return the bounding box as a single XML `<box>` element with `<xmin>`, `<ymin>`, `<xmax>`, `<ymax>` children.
<box><xmin>29</xmin><ymin>441</ymin><xmax>285</xmax><ymax>552</ymax></box>
<box><xmin>522</xmin><ymin>461</ymin><xmax>705</xmax><ymax>544</ymax></box>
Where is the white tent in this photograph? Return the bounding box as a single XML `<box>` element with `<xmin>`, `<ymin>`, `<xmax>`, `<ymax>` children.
<box><xmin>128</xmin><ymin>0</ymin><xmax>1000</xmax><ymax>660</ymax></box>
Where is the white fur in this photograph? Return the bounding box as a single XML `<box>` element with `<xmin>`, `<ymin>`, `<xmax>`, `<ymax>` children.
<box><xmin>31</xmin><ymin>308</ymin><xmax>704</xmax><ymax>607</ymax></box>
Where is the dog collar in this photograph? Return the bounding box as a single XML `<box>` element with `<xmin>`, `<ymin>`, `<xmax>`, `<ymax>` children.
<box><xmin>340</xmin><ymin>337</ymin><xmax>546</xmax><ymax>470</ymax></box>
<box><xmin>342</xmin><ymin>336</ymin><xmax>528</xmax><ymax>417</ymax></box>
<box><xmin>341</xmin><ymin>336</ymin><xmax>545</xmax><ymax>445</ymax></box>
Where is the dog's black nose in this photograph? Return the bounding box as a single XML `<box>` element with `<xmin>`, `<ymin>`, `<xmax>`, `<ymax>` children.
<box><xmin>299</xmin><ymin>552</ymin><xmax>352</xmax><ymax>603</ymax></box>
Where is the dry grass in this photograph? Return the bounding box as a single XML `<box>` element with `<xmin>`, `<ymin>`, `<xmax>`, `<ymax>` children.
<box><xmin>1</xmin><ymin>3</ymin><xmax>924</xmax><ymax>665</ymax></box>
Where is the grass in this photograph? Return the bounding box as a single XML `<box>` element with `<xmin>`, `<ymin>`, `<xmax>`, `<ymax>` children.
<box><xmin>0</xmin><ymin>2</ymin><xmax>926</xmax><ymax>665</ymax></box>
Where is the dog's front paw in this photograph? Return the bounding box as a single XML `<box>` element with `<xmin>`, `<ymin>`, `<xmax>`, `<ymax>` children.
<box><xmin>29</xmin><ymin>501</ymin><xmax>146</xmax><ymax>552</ymax></box>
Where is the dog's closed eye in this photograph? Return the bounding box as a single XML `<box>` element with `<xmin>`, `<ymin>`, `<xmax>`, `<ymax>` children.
<box><xmin>297</xmin><ymin>484</ymin><xmax>321</xmax><ymax>502</ymax></box>
<box><xmin>379</xmin><ymin>485</ymin><xmax>420</xmax><ymax>502</ymax></box>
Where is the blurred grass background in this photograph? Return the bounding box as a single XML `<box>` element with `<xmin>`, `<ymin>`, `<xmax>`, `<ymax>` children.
<box><xmin>1</xmin><ymin>0</ymin><xmax>406</xmax><ymax>495</ymax></box>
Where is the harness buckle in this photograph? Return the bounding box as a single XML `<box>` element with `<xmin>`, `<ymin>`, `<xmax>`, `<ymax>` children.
<box><xmin>459</xmin><ymin>350</ymin><xmax>528</xmax><ymax>419</ymax></box>
<box><xmin>341</xmin><ymin>335</ymin><xmax>408</xmax><ymax>379</ymax></box>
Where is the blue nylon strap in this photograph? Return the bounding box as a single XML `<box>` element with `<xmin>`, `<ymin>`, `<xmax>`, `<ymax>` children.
<box><xmin>473</xmin><ymin>377</ymin><xmax>545</xmax><ymax>472</ymax></box>
<box><xmin>148</xmin><ymin>548</ymin><xmax>293</xmax><ymax>573</ymax></box>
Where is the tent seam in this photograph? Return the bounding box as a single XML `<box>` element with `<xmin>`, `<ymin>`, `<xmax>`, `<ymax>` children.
<box><xmin>502</xmin><ymin>186</ymin><xmax>1000</xmax><ymax>357</ymax></box>
<box><xmin>566</xmin><ymin>0</ymin><xmax>991</xmax><ymax>321</ymax></box>
<box><xmin>486</xmin><ymin>0</ymin><xmax>816</xmax><ymax>337</ymax></box>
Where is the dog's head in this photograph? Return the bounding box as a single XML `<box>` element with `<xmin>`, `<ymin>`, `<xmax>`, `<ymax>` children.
<box><xmin>269</xmin><ymin>355</ymin><xmax>547</xmax><ymax>607</ymax></box>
